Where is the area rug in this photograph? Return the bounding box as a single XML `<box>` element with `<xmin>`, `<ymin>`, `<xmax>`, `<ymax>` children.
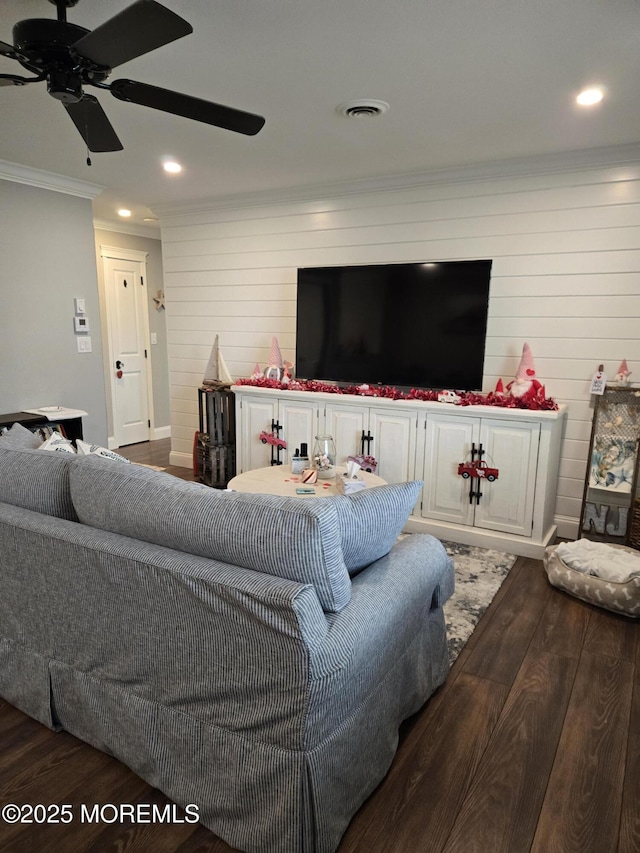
<box><xmin>440</xmin><ymin>540</ymin><xmax>517</xmax><ymax>664</ymax></box>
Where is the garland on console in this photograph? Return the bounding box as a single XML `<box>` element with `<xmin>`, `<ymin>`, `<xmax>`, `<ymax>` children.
<box><xmin>234</xmin><ymin>377</ymin><xmax>559</xmax><ymax>411</ymax></box>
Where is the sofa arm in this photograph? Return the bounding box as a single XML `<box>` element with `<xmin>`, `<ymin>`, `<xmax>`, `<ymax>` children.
<box><xmin>309</xmin><ymin>534</ymin><xmax>453</xmax><ymax>678</ymax></box>
<box><xmin>300</xmin><ymin>534</ymin><xmax>453</xmax><ymax>748</ymax></box>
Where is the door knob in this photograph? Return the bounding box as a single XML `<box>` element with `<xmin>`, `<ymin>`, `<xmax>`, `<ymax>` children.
<box><xmin>115</xmin><ymin>360</ymin><xmax>124</xmax><ymax>369</ymax></box>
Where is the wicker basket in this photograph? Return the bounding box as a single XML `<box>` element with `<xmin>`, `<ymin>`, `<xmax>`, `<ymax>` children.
<box><xmin>630</xmin><ymin>498</ymin><xmax>640</xmax><ymax>551</ymax></box>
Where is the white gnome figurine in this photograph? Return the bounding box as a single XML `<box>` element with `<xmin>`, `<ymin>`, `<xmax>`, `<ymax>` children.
<box><xmin>614</xmin><ymin>359</ymin><xmax>632</xmax><ymax>386</ymax></box>
<box><xmin>507</xmin><ymin>343</ymin><xmax>542</xmax><ymax>401</ymax></box>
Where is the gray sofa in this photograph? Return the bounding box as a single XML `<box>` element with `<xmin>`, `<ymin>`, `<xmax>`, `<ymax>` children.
<box><xmin>0</xmin><ymin>435</ymin><xmax>454</xmax><ymax>853</ymax></box>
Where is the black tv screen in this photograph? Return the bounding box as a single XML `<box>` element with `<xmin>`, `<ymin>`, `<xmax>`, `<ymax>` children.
<box><xmin>295</xmin><ymin>260</ymin><xmax>492</xmax><ymax>391</ymax></box>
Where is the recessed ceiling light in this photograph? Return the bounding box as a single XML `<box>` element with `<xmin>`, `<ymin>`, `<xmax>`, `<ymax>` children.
<box><xmin>117</xmin><ymin>208</ymin><xmax>132</xmax><ymax>217</ymax></box>
<box><xmin>576</xmin><ymin>87</ymin><xmax>604</xmax><ymax>106</ymax></box>
<box><xmin>163</xmin><ymin>160</ymin><xmax>182</xmax><ymax>174</ymax></box>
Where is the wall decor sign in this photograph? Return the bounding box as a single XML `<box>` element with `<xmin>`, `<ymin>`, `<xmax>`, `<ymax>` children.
<box><xmin>580</xmin><ymin>386</ymin><xmax>640</xmax><ymax>546</ymax></box>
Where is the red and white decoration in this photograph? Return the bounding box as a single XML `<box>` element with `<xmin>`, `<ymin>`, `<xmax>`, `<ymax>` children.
<box><xmin>506</xmin><ymin>343</ymin><xmax>542</xmax><ymax>402</ymax></box>
<box><xmin>615</xmin><ymin>359</ymin><xmax>632</xmax><ymax>386</ymax></box>
<box><xmin>237</xmin><ymin>339</ymin><xmax>558</xmax><ymax>410</ymax></box>
<box><xmin>236</xmin><ymin>375</ymin><xmax>558</xmax><ymax>411</ymax></box>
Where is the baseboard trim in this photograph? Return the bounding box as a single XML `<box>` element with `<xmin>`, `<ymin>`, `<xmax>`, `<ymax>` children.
<box><xmin>153</xmin><ymin>425</ymin><xmax>171</xmax><ymax>441</ymax></box>
<box><xmin>169</xmin><ymin>450</ymin><xmax>193</xmax><ymax>469</ymax></box>
<box><xmin>554</xmin><ymin>514</ymin><xmax>579</xmax><ymax>541</ymax></box>
<box><xmin>402</xmin><ymin>516</ymin><xmax>557</xmax><ymax>559</ymax></box>
<box><xmin>108</xmin><ymin>427</ymin><xmax>170</xmax><ymax>449</ymax></box>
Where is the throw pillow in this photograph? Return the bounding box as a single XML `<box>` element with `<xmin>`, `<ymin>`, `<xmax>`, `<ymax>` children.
<box><xmin>69</xmin><ymin>457</ymin><xmax>351</xmax><ymax>613</ymax></box>
<box><xmin>39</xmin><ymin>433</ymin><xmax>76</xmax><ymax>454</ymax></box>
<box><xmin>76</xmin><ymin>439</ymin><xmax>131</xmax><ymax>463</ymax></box>
<box><xmin>0</xmin><ymin>422</ymin><xmax>41</xmax><ymax>449</ymax></box>
<box><xmin>0</xmin><ymin>446</ymin><xmax>78</xmax><ymax>520</ymax></box>
<box><xmin>328</xmin><ymin>481</ymin><xmax>423</xmax><ymax>575</ymax></box>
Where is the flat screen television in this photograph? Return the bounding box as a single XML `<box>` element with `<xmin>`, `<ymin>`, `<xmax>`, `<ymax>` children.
<box><xmin>295</xmin><ymin>260</ymin><xmax>492</xmax><ymax>391</ymax></box>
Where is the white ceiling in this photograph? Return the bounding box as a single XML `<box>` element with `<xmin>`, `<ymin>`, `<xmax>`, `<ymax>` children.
<box><xmin>1</xmin><ymin>0</ymin><xmax>640</xmax><ymax>233</ymax></box>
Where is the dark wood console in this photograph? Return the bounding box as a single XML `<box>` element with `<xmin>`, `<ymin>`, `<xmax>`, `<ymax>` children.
<box><xmin>0</xmin><ymin>411</ymin><xmax>84</xmax><ymax>442</ymax></box>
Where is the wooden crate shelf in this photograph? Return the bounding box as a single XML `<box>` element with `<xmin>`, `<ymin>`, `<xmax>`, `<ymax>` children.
<box><xmin>196</xmin><ymin>388</ymin><xmax>236</xmax><ymax>488</ymax></box>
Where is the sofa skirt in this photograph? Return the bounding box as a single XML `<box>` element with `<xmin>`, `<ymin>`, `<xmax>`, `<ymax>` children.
<box><xmin>0</xmin><ymin>606</ymin><xmax>448</xmax><ymax>853</ymax></box>
<box><xmin>0</xmin><ymin>637</ymin><xmax>60</xmax><ymax>731</ymax></box>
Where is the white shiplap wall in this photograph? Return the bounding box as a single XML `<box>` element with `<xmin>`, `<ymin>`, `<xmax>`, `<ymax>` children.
<box><xmin>160</xmin><ymin>163</ymin><xmax>640</xmax><ymax>537</ymax></box>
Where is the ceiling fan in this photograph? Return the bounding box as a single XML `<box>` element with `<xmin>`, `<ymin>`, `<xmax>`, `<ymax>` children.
<box><xmin>0</xmin><ymin>0</ymin><xmax>265</xmax><ymax>155</ymax></box>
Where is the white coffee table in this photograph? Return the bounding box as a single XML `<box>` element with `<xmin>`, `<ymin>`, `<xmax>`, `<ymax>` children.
<box><xmin>228</xmin><ymin>465</ymin><xmax>386</xmax><ymax>498</ymax></box>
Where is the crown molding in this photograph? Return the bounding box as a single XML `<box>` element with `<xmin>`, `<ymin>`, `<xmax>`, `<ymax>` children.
<box><xmin>154</xmin><ymin>142</ymin><xmax>640</xmax><ymax>219</ymax></box>
<box><xmin>0</xmin><ymin>159</ymin><xmax>103</xmax><ymax>199</ymax></box>
<box><xmin>93</xmin><ymin>218</ymin><xmax>161</xmax><ymax>240</ymax></box>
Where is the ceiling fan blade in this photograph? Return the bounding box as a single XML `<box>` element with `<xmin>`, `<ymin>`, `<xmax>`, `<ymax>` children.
<box><xmin>73</xmin><ymin>0</ymin><xmax>192</xmax><ymax>70</ymax></box>
<box><xmin>110</xmin><ymin>79</ymin><xmax>266</xmax><ymax>136</ymax></box>
<box><xmin>64</xmin><ymin>95</ymin><xmax>124</xmax><ymax>152</ymax></box>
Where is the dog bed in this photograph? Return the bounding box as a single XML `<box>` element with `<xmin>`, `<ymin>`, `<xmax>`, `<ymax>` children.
<box><xmin>544</xmin><ymin>539</ymin><xmax>640</xmax><ymax>618</ymax></box>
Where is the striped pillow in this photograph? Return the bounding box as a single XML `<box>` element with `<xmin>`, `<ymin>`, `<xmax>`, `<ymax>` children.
<box><xmin>0</xmin><ymin>446</ymin><xmax>78</xmax><ymax>520</ymax></box>
<box><xmin>69</xmin><ymin>457</ymin><xmax>351</xmax><ymax>612</ymax></box>
<box><xmin>328</xmin><ymin>481</ymin><xmax>423</xmax><ymax>575</ymax></box>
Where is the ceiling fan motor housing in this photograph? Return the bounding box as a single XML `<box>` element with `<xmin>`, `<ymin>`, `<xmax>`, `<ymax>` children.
<box><xmin>12</xmin><ymin>18</ymin><xmax>110</xmax><ymax>100</ymax></box>
<box><xmin>13</xmin><ymin>18</ymin><xmax>89</xmax><ymax>65</ymax></box>
<box><xmin>47</xmin><ymin>69</ymin><xmax>82</xmax><ymax>103</ymax></box>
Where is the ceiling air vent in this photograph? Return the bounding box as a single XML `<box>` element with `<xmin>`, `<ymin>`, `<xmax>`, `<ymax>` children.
<box><xmin>337</xmin><ymin>99</ymin><xmax>390</xmax><ymax>118</ymax></box>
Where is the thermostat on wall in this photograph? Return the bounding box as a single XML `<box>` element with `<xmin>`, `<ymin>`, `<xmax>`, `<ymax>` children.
<box><xmin>74</xmin><ymin>316</ymin><xmax>90</xmax><ymax>332</ymax></box>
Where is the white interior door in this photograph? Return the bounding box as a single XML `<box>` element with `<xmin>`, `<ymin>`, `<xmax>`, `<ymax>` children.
<box><xmin>102</xmin><ymin>248</ymin><xmax>152</xmax><ymax>447</ymax></box>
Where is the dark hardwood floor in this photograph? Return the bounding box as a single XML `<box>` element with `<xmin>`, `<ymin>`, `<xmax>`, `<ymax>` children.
<box><xmin>1</xmin><ymin>439</ymin><xmax>638</xmax><ymax>852</ymax></box>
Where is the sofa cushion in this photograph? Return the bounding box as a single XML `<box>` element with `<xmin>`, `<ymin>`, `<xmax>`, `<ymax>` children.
<box><xmin>0</xmin><ymin>446</ymin><xmax>78</xmax><ymax>520</ymax></box>
<box><xmin>328</xmin><ymin>481</ymin><xmax>423</xmax><ymax>575</ymax></box>
<box><xmin>0</xmin><ymin>422</ymin><xmax>41</xmax><ymax>449</ymax></box>
<box><xmin>69</xmin><ymin>456</ymin><xmax>351</xmax><ymax>612</ymax></box>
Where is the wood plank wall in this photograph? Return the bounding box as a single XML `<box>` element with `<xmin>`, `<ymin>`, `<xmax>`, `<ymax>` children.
<box><xmin>160</xmin><ymin>164</ymin><xmax>640</xmax><ymax>537</ymax></box>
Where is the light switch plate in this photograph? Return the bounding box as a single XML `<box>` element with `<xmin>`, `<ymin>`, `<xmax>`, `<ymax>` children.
<box><xmin>75</xmin><ymin>297</ymin><xmax>86</xmax><ymax>314</ymax></box>
<box><xmin>77</xmin><ymin>337</ymin><xmax>92</xmax><ymax>353</ymax></box>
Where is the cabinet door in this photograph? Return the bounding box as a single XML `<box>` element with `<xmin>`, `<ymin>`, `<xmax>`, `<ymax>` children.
<box><xmin>323</xmin><ymin>402</ymin><xmax>368</xmax><ymax>466</ymax></box>
<box><xmin>238</xmin><ymin>397</ymin><xmax>278</xmax><ymax>472</ymax></box>
<box><xmin>368</xmin><ymin>408</ymin><xmax>417</xmax><ymax>484</ymax></box>
<box><xmin>422</xmin><ymin>414</ymin><xmax>478</xmax><ymax>525</ymax></box>
<box><xmin>474</xmin><ymin>418</ymin><xmax>540</xmax><ymax>536</ymax></box>
<box><xmin>278</xmin><ymin>399</ymin><xmax>319</xmax><ymax>464</ymax></box>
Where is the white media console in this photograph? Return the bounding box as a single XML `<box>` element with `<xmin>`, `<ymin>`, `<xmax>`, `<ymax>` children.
<box><xmin>232</xmin><ymin>385</ymin><xmax>567</xmax><ymax>558</ymax></box>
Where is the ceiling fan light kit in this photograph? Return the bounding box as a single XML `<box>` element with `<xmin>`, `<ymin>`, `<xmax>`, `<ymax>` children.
<box><xmin>0</xmin><ymin>0</ymin><xmax>265</xmax><ymax>155</ymax></box>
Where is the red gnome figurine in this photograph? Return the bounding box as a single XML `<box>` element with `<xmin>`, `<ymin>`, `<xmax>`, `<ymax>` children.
<box><xmin>507</xmin><ymin>343</ymin><xmax>542</xmax><ymax>401</ymax></box>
